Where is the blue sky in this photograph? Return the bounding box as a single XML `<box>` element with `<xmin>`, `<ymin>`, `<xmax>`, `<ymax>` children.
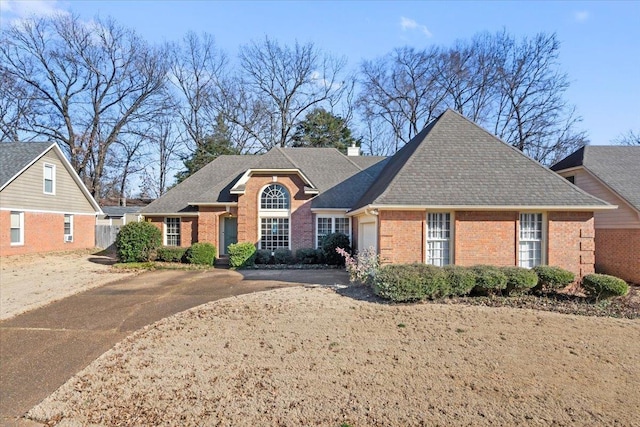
<box><xmin>2</xmin><ymin>0</ymin><xmax>639</xmax><ymax>145</ymax></box>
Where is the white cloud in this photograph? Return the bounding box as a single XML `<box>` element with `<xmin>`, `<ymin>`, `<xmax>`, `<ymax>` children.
<box><xmin>1</xmin><ymin>0</ymin><xmax>67</xmax><ymax>18</ymax></box>
<box><xmin>400</xmin><ymin>16</ymin><xmax>432</xmax><ymax>37</ymax></box>
<box><xmin>574</xmin><ymin>10</ymin><xmax>589</xmax><ymax>23</ymax></box>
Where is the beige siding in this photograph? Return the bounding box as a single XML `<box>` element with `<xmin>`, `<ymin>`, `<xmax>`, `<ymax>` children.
<box><xmin>559</xmin><ymin>169</ymin><xmax>640</xmax><ymax>228</ymax></box>
<box><xmin>0</xmin><ymin>150</ymin><xmax>96</xmax><ymax>214</ymax></box>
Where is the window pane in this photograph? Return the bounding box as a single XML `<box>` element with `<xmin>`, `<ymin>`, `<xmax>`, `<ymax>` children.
<box><xmin>166</xmin><ymin>218</ymin><xmax>181</xmax><ymax>246</ymax></box>
<box><xmin>10</xmin><ymin>212</ymin><xmax>20</xmax><ymax>228</ymax></box>
<box><xmin>260</xmin><ymin>184</ymin><xmax>289</xmax><ymax>210</ymax></box>
<box><xmin>316</xmin><ymin>217</ymin><xmax>332</xmax><ymax>247</ymax></box>
<box><xmin>261</xmin><ymin>217</ymin><xmax>289</xmax><ymax>251</ymax></box>
<box><xmin>426</xmin><ymin>213</ymin><xmax>451</xmax><ymax>266</ymax></box>
<box><xmin>44</xmin><ymin>165</ymin><xmax>54</xmax><ymax>193</ymax></box>
<box><xmin>11</xmin><ymin>228</ymin><xmax>21</xmax><ymax>243</ymax></box>
<box><xmin>519</xmin><ymin>213</ymin><xmax>542</xmax><ymax>268</ymax></box>
<box><xmin>334</xmin><ymin>218</ymin><xmax>350</xmax><ymax>236</ymax></box>
<box><xmin>10</xmin><ymin>212</ymin><xmax>21</xmax><ymax>244</ymax></box>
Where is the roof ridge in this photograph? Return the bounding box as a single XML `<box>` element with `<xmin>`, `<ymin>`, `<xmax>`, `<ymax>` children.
<box><xmin>275</xmin><ymin>146</ymin><xmax>299</xmax><ymax>169</ymax></box>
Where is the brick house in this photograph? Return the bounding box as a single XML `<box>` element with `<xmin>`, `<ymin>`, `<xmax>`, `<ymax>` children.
<box><xmin>552</xmin><ymin>146</ymin><xmax>640</xmax><ymax>283</ymax></box>
<box><xmin>141</xmin><ymin>110</ymin><xmax>613</xmax><ymax>278</ymax></box>
<box><xmin>0</xmin><ymin>142</ymin><xmax>102</xmax><ymax>256</ymax></box>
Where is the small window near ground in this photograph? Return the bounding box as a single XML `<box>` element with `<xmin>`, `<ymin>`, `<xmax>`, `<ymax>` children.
<box><xmin>426</xmin><ymin>212</ymin><xmax>451</xmax><ymax>266</ymax></box>
<box><xmin>43</xmin><ymin>163</ymin><xmax>55</xmax><ymax>194</ymax></box>
<box><xmin>316</xmin><ymin>216</ymin><xmax>351</xmax><ymax>248</ymax></box>
<box><xmin>519</xmin><ymin>213</ymin><xmax>543</xmax><ymax>268</ymax></box>
<box><xmin>10</xmin><ymin>211</ymin><xmax>24</xmax><ymax>245</ymax></box>
<box><xmin>64</xmin><ymin>214</ymin><xmax>73</xmax><ymax>242</ymax></box>
<box><xmin>165</xmin><ymin>217</ymin><xmax>181</xmax><ymax>246</ymax></box>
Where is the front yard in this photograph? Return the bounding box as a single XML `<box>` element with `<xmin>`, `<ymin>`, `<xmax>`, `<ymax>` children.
<box><xmin>30</xmin><ymin>285</ymin><xmax>640</xmax><ymax>426</ymax></box>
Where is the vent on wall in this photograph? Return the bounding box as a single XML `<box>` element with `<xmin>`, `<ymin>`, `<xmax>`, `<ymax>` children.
<box><xmin>65</xmin><ymin>235</ymin><xmax>73</xmax><ymax>242</ymax></box>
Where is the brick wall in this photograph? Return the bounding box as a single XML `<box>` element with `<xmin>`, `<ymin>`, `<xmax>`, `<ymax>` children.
<box><xmin>1</xmin><ymin>211</ymin><xmax>95</xmax><ymax>256</ymax></box>
<box><xmin>547</xmin><ymin>211</ymin><xmax>595</xmax><ymax>279</ymax></box>
<box><xmin>595</xmin><ymin>229</ymin><xmax>640</xmax><ymax>284</ymax></box>
<box><xmin>454</xmin><ymin>211</ymin><xmax>517</xmax><ymax>266</ymax></box>
<box><xmin>378</xmin><ymin>210</ymin><xmax>424</xmax><ymax>264</ymax></box>
<box><xmin>236</xmin><ymin>174</ymin><xmax>313</xmax><ymax>252</ymax></box>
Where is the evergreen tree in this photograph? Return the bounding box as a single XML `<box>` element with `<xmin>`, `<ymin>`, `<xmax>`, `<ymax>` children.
<box><xmin>291</xmin><ymin>108</ymin><xmax>359</xmax><ymax>153</ymax></box>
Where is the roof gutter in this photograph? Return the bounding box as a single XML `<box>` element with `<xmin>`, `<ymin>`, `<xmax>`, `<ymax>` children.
<box><xmin>347</xmin><ymin>203</ymin><xmax>617</xmax><ymax>216</ymax></box>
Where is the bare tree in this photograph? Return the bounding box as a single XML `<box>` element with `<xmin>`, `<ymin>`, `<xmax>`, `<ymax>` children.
<box><xmin>0</xmin><ymin>66</ymin><xmax>36</xmax><ymax>142</ymax></box>
<box><xmin>221</xmin><ymin>37</ymin><xmax>350</xmax><ymax>150</ymax></box>
<box><xmin>0</xmin><ymin>14</ymin><xmax>168</xmax><ymax>197</ymax></box>
<box><xmin>614</xmin><ymin>130</ymin><xmax>640</xmax><ymax>146</ymax></box>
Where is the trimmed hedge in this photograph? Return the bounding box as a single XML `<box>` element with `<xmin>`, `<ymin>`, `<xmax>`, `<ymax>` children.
<box><xmin>532</xmin><ymin>265</ymin><xmax>575</xmax><ymax>292</ymax></box>
<box><xmin>472</xmin><ymin>265</ymin><xmax>507</xmax><ymax>295</ymax></box>
<box><xmin>274</xmin><ymin>248</ymin><xmax>294</xmax><ymax>264</ymax></box>
<box><xmin>502</xmin><ymin>266</ymin><xmax>538</xmax><ymax>295</ymax></box>
<box><xmin>115</xmin><ymin>221</ymin><xmax>162</xmax><ymax>263</ymax></box>
<box><xmin>156</xmin><ymin>247</ymin><xmax>187</xmax><ymax>263</ymax></box>
<box><xmin>296</xmin><ymin>248</ymin><xmax>324</xmax><ymax>264</ymax></box>
<box><xmin>582</xmin><ymin>274</ymin><xmax>629</xmax><ymax>300</ymax></box>
<box><xmin>374</xmin><ymin>263</ymin><xmax>448</xmax><ymax>302</ymax></box>
<box><xmin>184</xmin><ymin>242</ymin><xmax>216</xmax><ymax>265</ymax></box>
<box><xmin>255</xmin><ymin>249</ymin><xmax>272</xmax><ymax>265</ymax></box>
<box><xmin>228</xmin><ymin>242</ymin><xmax>257</xmax><ymax>268</ymax></box>
<box><xmin>443</xmin><ymin>265</ymin><xmax>477</xmax><ymax>296</ymax></box>
<box><xmin>321</xmin><ymin>233</ymin><xmax>351</xmax><ymax>266</ymax></box>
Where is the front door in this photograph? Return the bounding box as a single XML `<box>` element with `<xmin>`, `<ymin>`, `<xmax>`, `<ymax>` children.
<box><xmin>223</xmin><ymin>217</ymin><xmax>238</xmax><ymax>255</ymax></box>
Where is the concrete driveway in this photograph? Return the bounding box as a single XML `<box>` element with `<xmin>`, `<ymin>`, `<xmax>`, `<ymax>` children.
<box><xmin>0</xmin><ymin>267</ymin><xmax>348</xmax><ymax>426</ymax></box>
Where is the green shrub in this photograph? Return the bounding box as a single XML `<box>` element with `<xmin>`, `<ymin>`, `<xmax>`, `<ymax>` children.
<box><xmin>373</xmin><ymin>263</ymin><xmax>448</xmax><ymax>302</ymax></box>
<box><xmin>501</xmin><ymin>266</ymin><xmax>538</xmax><ymax>295</ymax></box>
<box><xmin>184</xmin><ymin>242</ymin><xmax>216</xmax><ymax>265</ymax></box>
<box><xmin>296</xmin><ymin>248</ymin><xmax>323</xmax><ymax>264</ymax></box>
<box><xmin>255</xmin><ymin>249</ymin><xmax>272</xmax><ymax>264</ymax></box>
<box><xmin>582</xmin><ymin>274</ymin><xmax>629</xmax><ymax>300</ymax></box>
<box><xmin>274</xmin><ymin>248</ymin><xmax>294</xmax><ymax>264</ymax></box>
<box><xmin>532</xmin><ymin>265</ymin><xmax>575</xmax><ymax>292</ymax></box>
<box><xmin>443</xmin><ymin>265</ymin><xmax>477</xmax><ymax>296</ymax></box>
<box><xmin>228</xmin><ymin>242</ymin><xmax>257</xmax><ymax>268</ymax></box>
<box><xmin>156</xmin><ymin>247</ymin><xmax>187</xmax><ymax>263</ymax></box>
<box><xmin>321</xmin><ymin>233</ymin><xmax>351</xmax><ymax>266</ymax></box>
<box><xmin>115</xmin><ymin>221</ymin><xmax>162</xmax><ymax>263</ymax></box>
<box><xmin>472</xmin><ymin>265</ymin><xmax>507</xmax><ymax>295</ymax></box>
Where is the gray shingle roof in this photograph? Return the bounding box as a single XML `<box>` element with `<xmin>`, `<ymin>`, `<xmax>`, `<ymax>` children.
<box><xmin>353</xmin><ymin>109</ymin><xmax>610</xmax><ymax>209</ymax></box>
<box><xmin>140</xmin><ymin>148</ymin><xmax>387</xmax><ymax>213</ymax></box>
<box><xmin>101</xmin><ymin>206</ymin><xmax>143</xmax><ymax>217</ymax></box>
<box><xmin>551</xmin><ymin>146</ymin><xmax>640</xmax><ymax>210</ymax></box>
<box><xmin>0</xmin><ymin>142</ymin><xmax>52</xmax><ymax>188</ymax></box>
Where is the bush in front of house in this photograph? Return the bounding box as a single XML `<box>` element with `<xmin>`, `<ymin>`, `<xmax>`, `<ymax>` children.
<box><xmin>501</xmin><ymin>266</ymin><xmax>539</xmax><ymax>295</ymax></box>
<box><xmin>156</xmin><ymin>247</ymin><xmax>187</xmax><ymax>263</ymax></box>
<box><xmin>228</xmin><ymin>242</ymin><xmax>257</xmax><ymax>268</ymax></box>
<box><xmin>184</xmin><ymin>242</ymin><xmax>216</xmax><ymax>265</ymax></box>
<box><xmin>274</xmin><ymin>248</ymin><xmax>294</xmax><ymax>264</ymax></box>
<box><xmin>582</xmin><ymin>273</ymin><xmax>629</xmax><ymax>300</ymax></box>
<box><xmin>532</xmin><ymin>265</ymin><xmax>575</xmax><ymax>292</ymax></box>
<box><xmin>472</xmin><ymin>265</ymin><xmax>508</xmax><ymax>295</ymax></box>
<box><xmin>115</xmin><ymin>221</ymin><xmax>162</xmax><ymax>262</ymax></box>
<box><xmin>443</xmin><ymin>265</ymin><xmax>477</xmax><ymax>296</ymax></box>
<box><xmin>296</xmin><ymin>248</ymin><xmax>324</xmax><ymax>264</ymax></box>
<box><xmin>321</xmin><ymin>232</ymin><xmax>352</xmax><ymax>266</ymax></box>
<box><xmin>255</xmin><ymin>249</ymin><xmax>272</xmax><ymax>265</ymax></box>
<box><xmin>373</xmin><ymin>263</ymin><xmax>448</xmax><ymax>302</ymax></box>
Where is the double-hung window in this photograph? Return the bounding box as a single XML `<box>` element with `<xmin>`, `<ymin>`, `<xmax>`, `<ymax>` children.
<box><xmin>259</xmin><ymin>184</ymin><xmax>290</xmax><ymax>251</ymax></box>
<box><xmin>426</xmin><ymin>212</ymin><xmax>451</xmax><ymax>266</ymax></box>
<box><xmin>519</xmin><ymin>213</ymin><xmax>543</xmax><ymax>268</ymax></box>
<box><xmin>64</xmin><ymin>214</ymin><xmax>73</xmax><ymax>242</ymax></box>
<box><xmin>165</xmin><ymin>217</ymin><xmax>181</xmax><ymax>246</ymax></box>
<box><xmin>316</xmin><ymin>216</ymin><xmax>351</xmax><ymax>248</ymax></box>
<box><xmin>10</xmin><ymin>212</ymin><xmax>24</xmax><ymax>245</ymax></box>
<box><xmin>43</xmin><ymin>164</ymin><xmax>55</xmax><ymax>194</ymax></box>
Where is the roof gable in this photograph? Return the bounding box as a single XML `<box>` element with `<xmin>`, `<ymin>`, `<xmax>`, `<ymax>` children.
<box><xmin>354</xmin><ymin>109</ymin><xmax>610</xmax><ymax>210</ymax></box>
<box><xmin>552</xmin><ymin>146</ymin><xmax>640</xmax><ymax>211</ymax></box>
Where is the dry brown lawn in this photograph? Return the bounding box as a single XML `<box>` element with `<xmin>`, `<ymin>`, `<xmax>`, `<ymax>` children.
<box><xmin>29</xmin><ymin>285</ymin><xmax>640</xmax><ymax>426</ymax></box>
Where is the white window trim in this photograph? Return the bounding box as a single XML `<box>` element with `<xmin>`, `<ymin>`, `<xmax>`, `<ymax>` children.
<box><xmin>43</xmin><ymin>163</ymin><xmax>56</xmax><ymax>195</ymax></box>
<box><xmin>64</xmin><ymin>214</ymin><xmax>74</xmax><ymax>242</ymax></box>
<box><xmin>10</xmin><ymin>211</ymin><xmax>24</xmax><ymax>246</ymax></box>
<box><xmin>315</xmin><ymin>215</ymin><xmax>352</xmax><ymax>248</ymax></box>
<box><xmin>258</xmin><ymin>184</ymin><xmax>291</xmax><ymax>250</ymax></box>
<box><xmin>164</xmin><ymin>217</ymin><xmax>181</xmax><ymax>247</ymax></box>
<box><xmin>425</xmin><ymin>211</ymin><xmax>454</xmax><ymax>266</ymax></box>
<box><xmin>518</xmin><ymin>212</ymin><xmax>547</xmax><ymax>268</ymax></box>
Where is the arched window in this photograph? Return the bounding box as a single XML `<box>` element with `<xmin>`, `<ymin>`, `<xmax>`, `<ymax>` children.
<box><xmin>259</xmin><ymin>184</ymin><xmax>290</xmax><ymax>250</ymax></box>
<box><xmin>261</xmin><ymin>184</ymin><xmax>289</xmax><ymax>210</ymax></box>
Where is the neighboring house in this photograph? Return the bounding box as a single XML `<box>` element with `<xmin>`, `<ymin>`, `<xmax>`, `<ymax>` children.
<box><xmin>551</xmin><ymin>146</ymin><xmax>640</xmax><ymax>283</ymax></box>
<box><xmin>141</xmin><ymin>110</ymin><xmax>613</xmax><ymax>279</ymax></box>
<box><xmin>0</xmin><ymin>142</ymin><xmax>102</xmax><ymax>256</ymax></box>
<box><xmin>97</xmin><ymin>206</ymin><xmax>144</xmax><ymax>226</ymax></box>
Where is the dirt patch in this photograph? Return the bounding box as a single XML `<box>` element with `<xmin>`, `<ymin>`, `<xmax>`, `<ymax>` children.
<box><xmin>0</xmin><ymin>250</ymin><xmax>137</xmax><ymax>320</ymax></box>
<box><xmin>29</xmin><ymin>285</ymin><xmax>640</xmax><ymax>426</ymax></box>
